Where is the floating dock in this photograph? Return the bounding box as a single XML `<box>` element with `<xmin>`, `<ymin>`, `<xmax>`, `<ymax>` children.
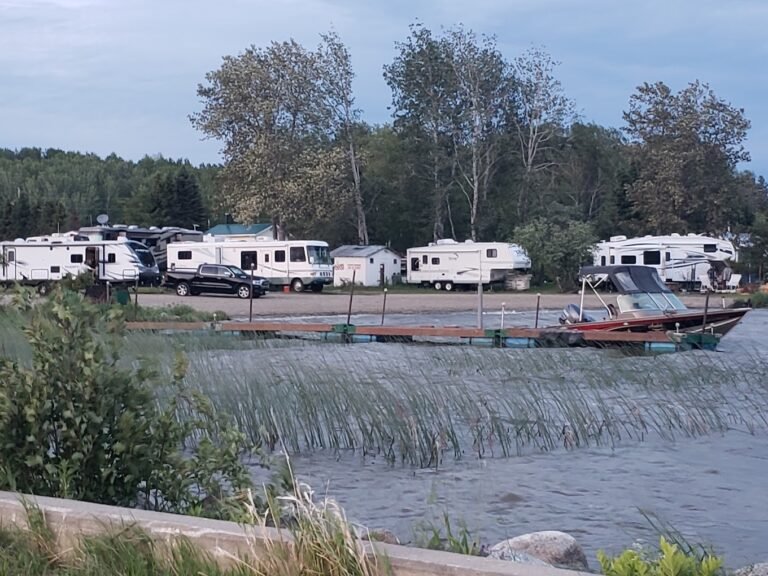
<box><xmin>124</xmin><ymin>321</ymin><xmax>720</xmax><ymax>352</ymax></box>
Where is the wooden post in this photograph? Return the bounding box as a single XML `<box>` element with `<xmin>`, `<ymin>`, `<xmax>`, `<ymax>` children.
<box><xmin>534</xmin><ymin>293</ymin><xmax>541</xmax><ymax>328</ymax></box>
<box><xmin>346</xmin><ymin>270</ymin><xmax>356</xmax><ymax>326</ymax></box>
<box><xmin>249</xmin><ymin>263</ymin><xmax>255</xmax><ymax>323</ymax></box>
<box><xmin>701</xmin><ymin>290</ymin><xmax>710</xmax><ymax>332</ymax></box>
<box><xmin>381</xmin><ymin>287</ymin><xmax>388</xmax><ymax>325</ymax></box>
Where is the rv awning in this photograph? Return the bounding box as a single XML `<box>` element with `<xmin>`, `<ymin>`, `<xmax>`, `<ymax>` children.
<box><xmin>579</xmin><ymin>265</ymin><xmax>671</xmax><ymax>294</ymax></box>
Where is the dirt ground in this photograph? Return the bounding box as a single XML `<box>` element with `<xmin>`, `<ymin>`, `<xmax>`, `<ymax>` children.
<box><xmin>135</xmin><ymin>289</ymin><xmax>734</xmax><ymax>319</ymax></box>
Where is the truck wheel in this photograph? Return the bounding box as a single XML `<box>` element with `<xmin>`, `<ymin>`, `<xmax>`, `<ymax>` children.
<box><xmin>237</xmin><ymin>285</ymin><xmax>251</xmax><ymax>299</ymax></box>
<box><xmin>291</xmin><ymin>278</ymin><xmax>304</xmax><ymax>292</ymax></box>
<box><xmin>311</xmin><ymin>284</ymin><xmax>323</xmax><ymax>293</ymax></box>
<box><xmin>444</xmin><ymin>281</ymin><xmax>454</xmax><ymax>292</ymax></box>
<box><xmin>434</xmin><ymin>281</ymin><xmax>443</xmax><ymax>291</ymax></box>
<box><xmin>176</xmin><ymin>282</ymin><xmax>190</xmax><ymax>297</ymax></box>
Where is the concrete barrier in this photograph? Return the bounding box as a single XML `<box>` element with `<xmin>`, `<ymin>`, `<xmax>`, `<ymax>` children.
<box><xmin>0</xmin><ymin>490</ymin><xmax>591</xmax><ymax>576</ymax></box>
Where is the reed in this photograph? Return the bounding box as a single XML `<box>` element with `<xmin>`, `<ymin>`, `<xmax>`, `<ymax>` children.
<box><xmin>119</xmin><ymin>331</ymin><xmax>768</xmax><ymax>468</ymax></box>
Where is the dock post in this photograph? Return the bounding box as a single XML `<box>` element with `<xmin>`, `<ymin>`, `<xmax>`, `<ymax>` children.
<box><xmin>702</xmin><ymin>290</ymin><xmax>710</xmax><ymax>332</ymax></box>
<box><xmin>134</xmin><ymin>276</ymin><xmax>139</xmax><ymax>318</ymax></box>
<box><xmin>534</xmin><ymin>293</ymin><xmax>541</xmax><ymax>328</ymax></box>
<box><xmin>500</xmin><ymin>302</ymin><xmax>506</xmax><ymax>330</ymax></box>
<box><xmin>381</xmin><ymin>287</ymin><xmax>388</xmax><ymax>325</ymax></box>
<box><xmin>249</xmin><ymin>263</ymin><xmax>255</xmax><ymax>322</ymax></box>
<box><xmin>346</xmin><ymin>270</ymin><xmax>356</xmax><ymax>327</ymax></box>
<box><xmin>476</xmin><ymin>281</ymin><xmax>484</xmax><ymax>329</ymax></box>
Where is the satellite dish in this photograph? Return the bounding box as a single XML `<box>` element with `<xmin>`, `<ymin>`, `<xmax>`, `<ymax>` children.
<box><xmin>96</xmin><ymin>214</ymin><xmax>109</xmax><ymax>225</ymax></box>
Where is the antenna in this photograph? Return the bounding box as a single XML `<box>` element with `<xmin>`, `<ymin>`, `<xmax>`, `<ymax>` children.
<box><xmin>96</xmin><ymin>213</ymin><xmax>109</xmax><ymax>225</ymax></box>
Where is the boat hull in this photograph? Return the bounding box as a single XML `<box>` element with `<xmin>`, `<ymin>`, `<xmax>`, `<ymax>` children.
<box><xmin>558</xmin><ymin>307</ymin><xmax>750</xmax><ymax>336</ymax></box>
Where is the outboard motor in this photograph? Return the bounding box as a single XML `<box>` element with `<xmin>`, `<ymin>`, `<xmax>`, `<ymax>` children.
<box><xmin>558</xmin><ymin>303</ymin><xmax>594</xmax><ymax>325</ymax></box>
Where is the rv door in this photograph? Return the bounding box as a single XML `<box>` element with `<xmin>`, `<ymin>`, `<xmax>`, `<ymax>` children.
<box><xmin>85</xmin><ymin>246</ymin><xmax>100</xmax><ymax>277</ymax></box>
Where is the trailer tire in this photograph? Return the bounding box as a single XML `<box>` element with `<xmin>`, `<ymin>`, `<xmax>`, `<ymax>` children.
<box><xmin>237</xmin><ymin>285</ymin><xmax>251</xmax><ymax>299</ymax></box>
<box><xmin>291</xmin><ymin>278</ymin><xmax>304</xmax><ymax>292</ymax></box>
<box><xmin>444</xmin><ymin>281</ymin><xmax>454</xmax><ymax>292</ymax></box>
<box><xmin>434</xmin><ymin>281</ymin><xmax>443</xmax><ymax>291</ymax></box>
<box><xmin>176</xmin><ymin>282</ymin><xmax>190</xmax><ymax>297</ymax></box>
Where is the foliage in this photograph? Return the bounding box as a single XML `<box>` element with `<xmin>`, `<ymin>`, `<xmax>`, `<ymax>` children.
<box><xmin>118</xmin><ymin>302</ymin><xmax>231</xmax><ymax>322</ymax></box>
<box><xmin>598</xmin><ymin>536</ymin><xmax>724</xmax><ymax>576</ymax></box>
<box><xmin>413</xmin><ymin>511</ymin><xmax>483</xmax><ymax>556</ymax></box>
<box><xmin>513</xmin><ymin>216</ymin><xmax>597</xmax><ymax>288</ymax></box>
<box><xmin>0</xmin><ymin>286</ymin><xmax>263</xmax><ymax>520</ymax></box>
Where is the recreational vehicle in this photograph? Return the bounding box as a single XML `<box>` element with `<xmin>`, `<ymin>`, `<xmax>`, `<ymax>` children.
<box><xmin>77</xmin><ymin>225</ymin><xmax>203</xmax><ymax>271</ymax></box>
<box><xmin>0</xmin><ymin>236</ymin><xmax>161</xmax><ymax>291</ymax></box>
<box><xmin>405</xmin><ymin>239</ymin><xmax>531</xmax><ymax>290</ymax></box>
<box><xmin>591</xmin><ymin>234</ymin><xmax>738</xmax><ymax>288</ymax></box>
<box><xmin>166</xmin><ymin>238</ymin><xmax>333</xmax><ymax>292</ymax></box>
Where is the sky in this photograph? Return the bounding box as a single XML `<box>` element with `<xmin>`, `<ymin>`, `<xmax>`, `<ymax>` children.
<box><xmin>1</xmin><ymin>0</ymin><xmax>767</xmax><ymax>177</ymax></box>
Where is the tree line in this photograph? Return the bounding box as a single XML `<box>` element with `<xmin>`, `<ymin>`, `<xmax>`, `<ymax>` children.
<box><xmin>2</xmin><ymin>23</ymin><xmax>767</xmax><ymax>281</ymax></box>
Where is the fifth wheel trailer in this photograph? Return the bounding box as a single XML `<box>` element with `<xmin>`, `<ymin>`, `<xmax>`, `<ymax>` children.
<box><xmin>0</xmin><ymin>236</ymin><xmax>160</xmax><ymax>290</ymax></box>
<box><xmin>405</xmin><ymin>239</ymin><xmax>531</xmax><ymax>290</ymax></box>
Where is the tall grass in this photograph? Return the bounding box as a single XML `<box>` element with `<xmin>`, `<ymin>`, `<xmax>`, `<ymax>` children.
<box><xmin>120</xmin><ymin>332</ymin><xmax>768</xmax><ymax>468</ymax></box>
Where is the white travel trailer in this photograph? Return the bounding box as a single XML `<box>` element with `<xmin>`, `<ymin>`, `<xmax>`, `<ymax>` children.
<box><xmin>0</xmin><ymin>236</ymin><xmax>161</xmax><ymax>291</ymax></box>
<box><xmin>166</xmin><ymin>238</ymin><xmax>334</xmax><ymax>292</ymax></box>
<box><xmin>591</xmin><ymin>234</ymin><xmax>738</xmax><ymax>288</ymax></box>
<box><xmin>405</xmin><ymin>239</ymin><xmax>531</xmax><ymax>290</ymax></box>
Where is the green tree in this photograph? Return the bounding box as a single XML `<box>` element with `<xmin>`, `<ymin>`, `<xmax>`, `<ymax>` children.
<box><xmin>513</xmin><ymin>216</ymin><xmax>596</xmax><ymax>289</ymax></box>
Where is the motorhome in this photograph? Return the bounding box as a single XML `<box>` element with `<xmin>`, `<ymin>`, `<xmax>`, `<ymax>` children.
<box><xmin>591</xmin><ymin>234</ymin><xmax>738</xmax><ymax>288</ymax></box>
<box><xmin>405</xmin><ymin>239</ymin><xmax>531</xmax><ymax>290</ymax></box>
<box><xmin>0</xmin><ymin>236</ymin><xmax>160</xmax><ymax>291</ymax></box>
<box><xmin>166</xmin><ymin>238</ymin><xmax>333</xmax><ymax>292</ymax></box>
<box><xmin>77</xmin><ymin>225</ymin><xmax>203</xmax><ymax>271</ymax></box>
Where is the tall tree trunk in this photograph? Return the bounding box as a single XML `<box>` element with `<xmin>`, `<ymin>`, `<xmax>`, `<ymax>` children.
<box><xmin>349</xmin><ymin>139</ymin><xmax>368</xmax><ymax>245</ymax></box>
<box><xmin>432</xmin><ymin>132</ymin><xmax>445</xmax><ymax>241</ymax></box>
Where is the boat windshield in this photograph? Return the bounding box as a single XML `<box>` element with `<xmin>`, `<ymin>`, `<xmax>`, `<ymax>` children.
<box><xmin>617</xmin><ymin>291</ymin><xmax>687</xmax><ymax>313</ymax></box>
<box><xmin>307</xmin><ymin>245</ymin><xmax>331</xmax><ymax>265</ymax></box>
<box><xmin>127</xmin><ymin>241</ymin><xmax>157</xmax><ymax>268</ymax></box>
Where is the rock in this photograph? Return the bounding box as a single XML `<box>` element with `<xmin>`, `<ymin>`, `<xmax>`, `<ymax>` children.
<box><xmin>489</xmin><ymin>531</ymin><xmax>589</xmax><ymax>571</ymax></box>
<box><xmin>487</xmin><ymin>544</ymin><xmax>552</xmax><ymax>565</ymax></box>
<box><xmin>735</xmin><ymin>563</ymin><xmax>768</xmax><ymax>576</ymax></box>
<box><xmin>361</xmin><ymin>529</ymin><xmax>400</xmax><ymax>545</ymax></box>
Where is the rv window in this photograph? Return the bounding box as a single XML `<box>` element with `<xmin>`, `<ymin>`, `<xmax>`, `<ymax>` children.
<box><xmin>70</xmin><ymin>254</ymin><xmax>84</xmax><ymax>264</ymax></box>
<box><xmin>6</xmin><ymin>251</ymin><xmax>14</xmax><ymax>263</ymax></box>
<box><xmin>241</xmin><ymin>251</ymin><xmax>258</xmax><ymax>270</ymax></box>
<box><xmin>107</xmin><ymin>253</ymin><xmax>116</xmax><ymax>263</ymax></box>
<box><xmin>51</xmin><ymin>266</ymin><xmax>60</xmax><ymax>273</ymax></box>
<box><xmin>620</xmin><ymin>255</ymin><xmax>636</xmax><ymax>264</ymax></box>
<box><xmin>431</xmin><ymin>257</ymin><xmax>440</xmax><ymax>265</ymax></box>
<box><xmin>666</xmin><ymin>252</ymin><xmax>671</xmax><ymax>262</ymax></box>
<box><xmin>275</xmin><ymin>250</ymin><xmax>286</xmax><ymax>263</ymax></box>
<box><xmin>610</xmin><ymin>255</ymin><xmax>615</xmax><ymax>264</ymax></box>
<box><xmin>369</xmin><ymin>258</ymin><xmax>374</xmax><ymax>264</ymax></box>
<box><xmin>265</xmin><ymin>254</ymin><xmax>270</xmax><ymax>263</ymax></box>
<box><xmin>422</xmin><ymin>255</ymin><xmax>428</xmax><ymax>265</ymax></box>
<box><xmin>411</xmin><ymin>257</ymin><xmax>420</xmax><ymax>271</ymax></box>
<box><xmin>601</xmin><ymin>256</ymin><xmax>606</xmax><ymax>266</ymax></box>
<box><xmin>178</xmin><ymin>251</ymin><xmax>192</xmax><ymax>260</ymax></box>
<box><xmin>643</xmin><ymin>250</ymin><xmax>661</xmax><ymax>265</ymax></box>
<box><xmin>703</xmin><ymin>244</ymin><xmax>717</xmax><ymax>253</ymax></box>
<box><xmin>486</xmin><ymin>248</ymin><xmax>497</xmax><ymax>258</ymax></box>
<box><xmin>290</xmin><ymin>247</ymin><xmax>306</xmax><ymax>262</ymax></box>
<box><xmin>393</xmin><ymin>259</ymin><xmax>397</xmax><ymax>264</ymax></box>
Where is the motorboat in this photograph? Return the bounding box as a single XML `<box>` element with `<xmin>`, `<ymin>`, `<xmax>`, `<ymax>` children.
<box><xmin>557</xmin><ymin>265</ymin><xmax>750</xmax><ymax>336</ymax></box>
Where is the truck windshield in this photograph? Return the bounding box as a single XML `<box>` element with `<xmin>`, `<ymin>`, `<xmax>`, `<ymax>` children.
<box><xmin>307</xmin><ymin>245</ymin><xmax>331</xmax><ymax>265</ymax></box>
<box><xmin>128</xmin><ymin>241</ymin><xmax>156</xmax><ymax>267</ymax></box>
<box><xmin>227</xmin><ymin>266</ymin><xmax>249</xmax><ymax>278</ymax></box>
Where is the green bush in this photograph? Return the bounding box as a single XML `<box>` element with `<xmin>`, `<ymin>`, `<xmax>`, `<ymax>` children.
<box><xmin>0</xmin><ymin>286</ymin><xmax>264</xmax><ymax>519</ymax></box>
<box><xmin>598</xmin><ymin>536</ymin><xmax>724</xmax><ymax>576</ymax></box>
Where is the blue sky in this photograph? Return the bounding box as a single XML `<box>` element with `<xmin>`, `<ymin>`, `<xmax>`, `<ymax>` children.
<box><xmin>1</xmin><ymin>0</ymin><xmax>767</xmax><ymax>177</ymax></box>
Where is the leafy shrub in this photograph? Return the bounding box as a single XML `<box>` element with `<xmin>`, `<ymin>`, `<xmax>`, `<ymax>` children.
<box><xmin>0</xmin><ymin>286</ymin><xmax>264</xmax><ymax>519</ymax></box>
<box><xmin>598</xmin><ymin>536</ymin><xmax>724</xmax><ymax>576</ymax></box>
<box><xmin>413</xmin><ymin>512</ymin><xmax>483</xmax><ymax>556</ymax></box>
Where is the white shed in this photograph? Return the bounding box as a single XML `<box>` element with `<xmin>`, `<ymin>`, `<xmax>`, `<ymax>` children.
<box><xmin>331</xmin><ymin>245</ymin><xmax>402</xmax><ymax>287</ymax></box>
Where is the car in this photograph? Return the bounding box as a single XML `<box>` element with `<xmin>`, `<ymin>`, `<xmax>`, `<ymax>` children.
<box><xmin>164</xmin><ymin>264</ymin><xmax>269</xmax><ymax>299</ymax></box>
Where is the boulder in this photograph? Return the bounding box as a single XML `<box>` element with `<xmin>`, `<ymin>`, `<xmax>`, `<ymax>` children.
<box><xmin>735</xmin><ymin>563</ymin><xmax>768</xmax><ymax>576</ymax></box>
<box><xmin>361</xmin><ymin>529</ymin><xmax>400</xmax><ymax>545</ymax></box>
<box><xmin>487</xmin><ymin>544</ymin><xmax>552</xmax><ymax>565</ymax></box>
<box><xmin>489</xmin><ymin>530</ymin><xmax>588</xmax><ymax>571</ymax></box>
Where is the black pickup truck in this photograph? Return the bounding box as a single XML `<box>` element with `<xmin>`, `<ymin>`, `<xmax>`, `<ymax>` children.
<box><xmin>164</xmin><ymin>264</ymin><xmax>269</xmax><ymax>299</ymax></box>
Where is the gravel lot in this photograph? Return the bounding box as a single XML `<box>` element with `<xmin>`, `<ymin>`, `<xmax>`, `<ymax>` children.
<box><xmin>135</xmin><ymin>289</ymin><xmax>730</xmax><ymax>319</ymax></box>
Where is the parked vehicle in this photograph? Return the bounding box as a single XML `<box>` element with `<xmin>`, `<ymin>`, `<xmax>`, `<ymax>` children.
<box><xmin>166</xmin><ymin>238</ymin><xmax>333</xmax><ymax>292</ymax></box>
<box><xmin>557</xmin><ymin>265</ymin><xmax>749</xmax><ymax>336</ymax></box>
<box><xmin>405</xmin><ymin>239</ymin><xmax>531</xmax><ymax>290</ymax></box>
<box><xmin>164</xmin><ymin>263</ymin><xmax>269</xmax><ymax>299</ymax></box>
<box><xmin>77</xmin><ymin>224</ymin><xmax>203</xmax><ymax>271</ymax></box>
<box><xmin>1</xmin><ymin>235</ymin><xmax>160</xmax><ymax>291</ymax></box>
<box><xmin>591</xmin><ymin>234</ymin><xmax>737</xmax><ymax>289</ymax></box>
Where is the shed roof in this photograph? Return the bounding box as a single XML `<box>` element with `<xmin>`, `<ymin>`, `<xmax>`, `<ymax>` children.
<box><xmin>331</xmin><ymin>245</ymin><xmax>399</xmax><ymax>258</ymax></box>
<box><xmin>206</xmin><ymin>223</ymin><xmax>272</xmax><ymax>236</ymax></box>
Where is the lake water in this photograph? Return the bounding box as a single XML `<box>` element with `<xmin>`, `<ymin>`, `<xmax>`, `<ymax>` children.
<box><xmin>218</xmin><ymin>308</ymin><xmax>768</xmax><ymax>567</ymax></box>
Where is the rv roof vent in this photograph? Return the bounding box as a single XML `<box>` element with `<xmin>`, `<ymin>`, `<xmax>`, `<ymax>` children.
<box><xmin>464</xmin><ymin>239</ymin><xmax>475</xmax><ymax>244</ymax></box>
<box><xmin>149</xmin><ymin>226</ymin><xmax>159</xmax><ymax>231</ymax></box>
<box><xmin>609</xmin><ymin>235</ymin><xmax>627</xmax><ymax>242</ymax></box>
<box><xmin>128</xmin><ymin>225</ymin><xmax>138</xmax><ymax>229</ymax></box>
<box><xmin>671</xmin><ymin>233</ymin><xmax>680</xmax><ymax>237</ymax></box>
<box><xmin>687</xmin><ymin>233</ymin><xmax>697</xmax><ymax>237</ymax></box>
<box><xmin>436</xmin><ymin>239</ymin><xmax>457</xmax><ymax>245</ymax></box>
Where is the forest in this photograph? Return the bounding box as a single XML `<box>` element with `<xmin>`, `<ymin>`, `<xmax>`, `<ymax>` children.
<box><xmin>1</xmin><ymin>24</ymin><xmax>767</xmax><ymax>281</ymax></box>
